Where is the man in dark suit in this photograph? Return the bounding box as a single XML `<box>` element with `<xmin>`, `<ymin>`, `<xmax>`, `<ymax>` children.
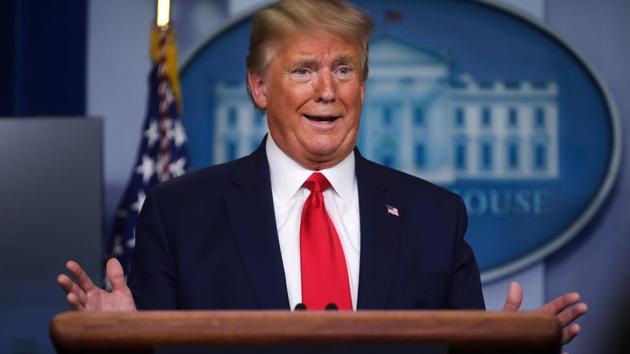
<box><xmin>58</xmin><ymin>0</ymin><xmax>586</xmax><ymax>345</ymax></box>
<box><xmin>126</xmin><ymin>137</ymin><xmax>482</xmax><ymax>310</ymax></box>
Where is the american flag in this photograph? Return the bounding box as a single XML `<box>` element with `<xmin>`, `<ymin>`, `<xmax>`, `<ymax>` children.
<box><xmin>386</xmin><ymin>204</ymin><xmax>399</xmax><ymax>217</ymax></box>
<box><xmin>106</xmin><ymin>25</ymin><xmax>187</xmax><ymax>278</ymax></box>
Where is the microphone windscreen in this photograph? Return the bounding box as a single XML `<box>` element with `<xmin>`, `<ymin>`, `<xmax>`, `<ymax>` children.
<box><xmin>294</xmin><ymin>303</ymin><xmax>307</xmax><ymax>311</ymax></box>
<box><xmin>325</xmin><ymin>303</ymin><xmax>338</xmax><ymax>311</ymax></box>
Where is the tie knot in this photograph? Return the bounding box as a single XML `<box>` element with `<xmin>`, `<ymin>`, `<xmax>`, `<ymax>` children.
<box><xmin>303</xmin><ymin>172</ymin><xmax>331</xmax><ymax>193</ymax></box>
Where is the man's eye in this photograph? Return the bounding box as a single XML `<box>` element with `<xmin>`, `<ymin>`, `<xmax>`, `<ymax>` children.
<box><xmin>290</xmin><ymin>67</ymin><xmax>313</xmax><ymax>82</ymax></box>
<box><xmin>336</xmin><ymin>66</ymin><xmax>353</xmax><ymax>77</ymax></box>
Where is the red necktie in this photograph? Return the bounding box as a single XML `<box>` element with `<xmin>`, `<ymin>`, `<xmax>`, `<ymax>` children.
<box><xmin>300</xmin><ymin>172</ymin><xmax>352</xmax><ymax>310</ymax></box>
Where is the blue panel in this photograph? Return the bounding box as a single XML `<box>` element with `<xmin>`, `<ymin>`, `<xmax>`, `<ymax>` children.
<box><xmin>415</xmin><ymin>143</ymin><xmax>426</xmax><ymax>168</ymax></box>
<box><xmin>508</xmin><ymin>108</ymin><xmax>518</xmax><ymax>127</ymax></box>
<box><xmin>455</xmin><ymin>141</ymin><xmax>467</xmax><ymax>170</ymax></box>
<box><xmin>481</xmin><ymin>142</ymin><xmax>493</xmax><ymax>170</ymax></box>
<box><xmin>508</xmin><ymin>140</ymin><xmax>519</xmax><ymax>169</ymax></box>
<box><xmin>455</xmin><ymin>108</ymin><xmax>465</xmax><ymax>127</ymax></box>
<box><xmin>413</xmin><ymin>107</ymin><xmax>425</xmax><ymax>126</ymax></box>
<box><xmin>228</xmin><ymin>107</ymin><xmax>238</xmax><ymax>127</ymax></box>
<box><xmin>481</xmin><ymin>107</ymin><xmax>492</xmax><ymax>127</ymax></box>
<box><xmin>535</xmin><ymin>143</ymin><xmax>547</xmax><ymax>170</ymax></box>
<box><xmin>535</xmin><ymin>107</ymin><xmax>546</xmax><ymax>128</ymax></box>
<box><xmin>383</xmin><ymin>106</ymin><xmax>393</xmax><ymax>126</ymax></box>
<box><xmin>227</xmin><ymin>140</ymin><xmax>237</xmax><ymax>161</ymax></box>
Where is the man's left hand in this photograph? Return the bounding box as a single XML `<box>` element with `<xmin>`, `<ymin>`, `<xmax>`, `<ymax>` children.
<box><xmin>502</xmin><ymin>281</ymin><xmax>588</xmax><ymax>345</ymax></box>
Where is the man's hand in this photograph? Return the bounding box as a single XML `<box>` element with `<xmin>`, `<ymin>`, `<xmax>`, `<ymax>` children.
<box><xmin>502</xmin><ymin>281</ymin><xmax>588</xmax><ymax>345</ymax></box>
<box><xmin>57</xmin><ymin>258</ymin><xmax>136</xmax><ymax>311</ymax></box>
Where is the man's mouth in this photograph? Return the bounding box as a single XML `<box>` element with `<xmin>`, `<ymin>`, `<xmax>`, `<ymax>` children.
<box><xmin>303</xmin><ymin>114</ymin><xmax>341</xmax><ymax>122</ymax></box>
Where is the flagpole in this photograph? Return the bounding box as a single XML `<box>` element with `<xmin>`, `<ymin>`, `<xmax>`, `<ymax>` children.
<box><xmin>155</xmin><ymin>0</ymin><xmax>172</xmax><ymax>181</ymax></box>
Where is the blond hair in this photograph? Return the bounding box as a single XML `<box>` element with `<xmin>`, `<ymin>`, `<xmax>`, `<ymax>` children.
<box><xmin>246</xmin><ymin>0</ymin><xmax>374</xmax><ymax>80</ymax></box>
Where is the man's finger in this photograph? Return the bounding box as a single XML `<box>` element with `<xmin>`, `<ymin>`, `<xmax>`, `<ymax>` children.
<box><xmin>65</xmin><ymin>260</ymin><xmax>96</xmax><ymax>293</ymax></box>
<box><xmin>537</xmin><ymin>293</ymin><xmax>587</xmax><ymax>345</ymax></box>
<box><xmin>538</xmin><ymin>292</ymin><xmax>580</xmax><ymax>315</ymax></box>
<box><xmin>502</xmin><ymin>281</ymin><xmax>523</xmax><ymax>312</ymax></box>
<box><xmin>556</xmin><ymin>302</ymin><xmax>588</xmax><ymax>327</ymax></box>
<box><xmin>57</xmin><ymin>274</ymin><xmax>88</xmax><ymax>305</ymax></box>
<box><xmin>57</xmin><ymin>274</ymin><xmax>75</xmax><ymax>294</ymax></box>
<box><xmin>106</xmin><ymin>258</ymin><xmax>129</xmax><ymax>292</ymax></box>
<box><xmin>562</xmin><ymin>323</ymin><xmax>581</xmax><ymax>344</ymax></box>
<box><xmin>66</xmin><ymin>293</ymin><xmax>85</xmax><ymax>311</ymax></box>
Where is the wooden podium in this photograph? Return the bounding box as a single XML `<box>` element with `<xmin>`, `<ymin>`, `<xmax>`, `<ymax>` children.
<box><xmin>50</xmin><ymin>311</ymin><xmax>562</xmax><ymax>353</ymax></box>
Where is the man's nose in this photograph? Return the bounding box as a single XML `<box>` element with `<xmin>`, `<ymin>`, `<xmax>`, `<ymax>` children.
<box><xmin>315</xmin><ymin>71</ymin><xmax>336</xmax><ymax>103</ymax></box>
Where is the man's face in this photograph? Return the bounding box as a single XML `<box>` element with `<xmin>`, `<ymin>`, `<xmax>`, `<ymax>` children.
<box><xmin>248</xmin><ymin>31</ymin><xmax>365</xmax><ymax>170</ymax></box>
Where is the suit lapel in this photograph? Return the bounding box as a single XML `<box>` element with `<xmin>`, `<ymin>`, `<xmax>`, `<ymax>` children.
<box><xmin>223</xmin><ymin>141</ymin><xmax>290</xmax><ymax>309</ymax></box>
<box><xmin>355</xmin><ymin>152</ymin><xmax>402</xmax><ymax>309</ymax></box>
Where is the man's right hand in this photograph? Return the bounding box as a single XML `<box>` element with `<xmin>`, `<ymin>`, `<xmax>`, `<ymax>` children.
<box><xmin>57</xmin><ymin>258</ymin><xmax>136</xmax><ymax>311</ymax></box>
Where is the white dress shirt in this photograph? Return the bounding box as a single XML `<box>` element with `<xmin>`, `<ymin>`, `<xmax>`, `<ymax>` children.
<box><xmin>266</xmin><ymin>135</ymin><xmax>361</xmax><ymax>310</ymax></box>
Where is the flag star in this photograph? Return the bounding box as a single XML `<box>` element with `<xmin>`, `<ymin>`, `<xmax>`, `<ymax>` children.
<box><xmin>126</xmin><ymin>235</ymin><xmax>136</xmax><ymax>248</ymax></box>
<box><xmin>169</xmin><ymin>157</ymin><xmax>187</xmax><ymax>177</ymax></box>
<box><xmin>135</xmin><ymin>155</ymin><xmax>155</xmax><ymax>183</ymax></box>
<box><xmin>144</xmin><ymin>121</ymin><xmax>160</xmax><ymax>147</ymax></box>
<box><xmin>131</xmin><ymin>191</ymin><xmax>146</xmax><ymax>213</ymax></box>
<box><xmin>172</xmin><ymin>121</ymin><xmax>187</xmax><ymax>146</ymax></box>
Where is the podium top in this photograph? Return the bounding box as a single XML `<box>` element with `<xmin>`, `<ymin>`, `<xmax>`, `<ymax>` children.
<box><xmin>50</xmin><ymin>310</ymin><xmax>561</xmax><ymax>353</ymax></box>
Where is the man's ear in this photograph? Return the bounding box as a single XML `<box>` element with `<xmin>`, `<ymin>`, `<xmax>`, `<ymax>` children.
<box><xmin>247</xmin><ymin>71</ymin><xmax>268</xmax><ymax>109</ymax></box>
<box><xmin>359</xmin><ymin>80</ymin><xmax>365</xmax><ymax>105</ymax></box>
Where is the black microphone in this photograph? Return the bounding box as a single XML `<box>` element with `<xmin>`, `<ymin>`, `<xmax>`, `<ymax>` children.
<box><xmin>294</xmin><ymin>303</ymin><xmax>307</xmax><ymax>311</ymax></box>
<box><xmin>325</xmin><ymin>303</ymin><xmax>338</xmax><ymax>311</ymax></box>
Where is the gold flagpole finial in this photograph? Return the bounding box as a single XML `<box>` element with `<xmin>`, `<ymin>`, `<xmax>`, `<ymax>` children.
<box><xmin>156</xmin><ymin>0</ymin><xmax>171</xmax><ymax>27</ymax></box>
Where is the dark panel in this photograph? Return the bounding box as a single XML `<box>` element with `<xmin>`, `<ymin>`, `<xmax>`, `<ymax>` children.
<box><xmin>15</xmin><ymin>0</ymin><xmax>86</xmax><ymax>116</ymax></box>
<box><xmin>0</xmin><ymin>0</ymin><xmax>16</xmax><ymax>115</ymax></box>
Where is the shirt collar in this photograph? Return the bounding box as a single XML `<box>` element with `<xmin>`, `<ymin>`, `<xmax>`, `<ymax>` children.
<box><xmin>266</xmin><ymin>134</ymin><xmax>356</xmax><ymax>205</ymax></box>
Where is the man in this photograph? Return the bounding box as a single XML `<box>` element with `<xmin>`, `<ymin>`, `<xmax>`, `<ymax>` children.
<box><xmin>58</xmin><ymin>0</ymin><xmax>586</xmax><ymax>345</ymax></box>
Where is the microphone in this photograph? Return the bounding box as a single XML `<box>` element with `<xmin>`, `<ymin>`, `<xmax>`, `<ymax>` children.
<box><xmin>294</xmin><ymin>303</ymin><xmax>307</xmax><ymax>311</ymax></box>
<box><xmin>325</xmin><ymin>303</ymin><xmax>338</xmax><ymax>311</ymax></box>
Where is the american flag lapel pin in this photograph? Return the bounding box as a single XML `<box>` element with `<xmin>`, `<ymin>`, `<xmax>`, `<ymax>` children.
<box><xmin>386</xmin><ymin>204</ymin><xmax>399</xmax><ymax>217</ymax></box>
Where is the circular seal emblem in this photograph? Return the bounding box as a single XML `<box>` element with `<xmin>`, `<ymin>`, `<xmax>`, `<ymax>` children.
<box><xmin>180</xmin><ymin>0</ymin><xmax>621</xmax><ymax>282</ymax></box>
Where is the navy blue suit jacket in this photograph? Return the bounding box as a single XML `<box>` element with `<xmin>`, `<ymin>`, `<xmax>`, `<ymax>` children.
<box><xmin>128</xmin><ymin>142</ymin><xmax>485</xmax><ymax>310</ymax></box>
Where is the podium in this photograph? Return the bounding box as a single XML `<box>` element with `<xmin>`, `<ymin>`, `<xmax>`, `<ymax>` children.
<box><xmin>50</xmin><ymin>311</ymin><xmax>562</xmax><ymax>353</ymax></box>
